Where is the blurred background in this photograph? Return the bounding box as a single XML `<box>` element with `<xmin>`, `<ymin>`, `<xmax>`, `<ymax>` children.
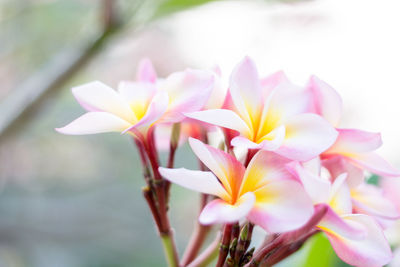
<box><xmin>0</xmin><ymin>0</ymin><xmax>399</xmax><ymax>266</ymax></box>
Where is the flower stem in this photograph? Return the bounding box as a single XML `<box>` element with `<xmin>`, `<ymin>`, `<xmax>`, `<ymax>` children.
<box><xmin>135</xmin><ymin>131</ymin><xmax>180</xmax><ymax>267</ymax></box>
<box><xmin>161</xmin><ymin>231</ymin><xmax>180</xmax><ymax>267</ymax></box>
<box><xmin>216</xmin><ymin>224</ymin><xmax>234</xmax><ymax>267</ymax></box>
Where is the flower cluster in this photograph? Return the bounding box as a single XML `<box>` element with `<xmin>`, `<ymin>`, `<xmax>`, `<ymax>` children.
<box><xmin>57</xmin><ymin>57</ymin><xmax>400</xmax><ymax>267</ymax></box>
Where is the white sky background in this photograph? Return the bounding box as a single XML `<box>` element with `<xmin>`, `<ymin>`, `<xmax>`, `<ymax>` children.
<box><xmin>162</xmin><ymin>0</ymin><xmax>400</xmax><ymax>165</ymax></box>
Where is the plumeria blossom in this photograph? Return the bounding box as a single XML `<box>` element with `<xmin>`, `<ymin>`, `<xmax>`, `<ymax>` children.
<box><xmin>186</xmin><ymin>57</ymin><xmax>338</xmax><ymax>161</ymax></box>
<box><xmin>289</xmin><ymin>160</ymin><xmax>393</xmax><ymax>267</ymax></box>
<box><xmin>159</xmin><ymin>138</ymin><xmax>313</xmax><ymax>232</ymax></box>
<box><xmin>56</xmin><ymin>59</ymin><xmax>214</xmax><ymax>141</ymax></box>
<box><xmin>307</xmin><ymin>76</ymin><xmax>400</xmax><ymax>177</ymax></box>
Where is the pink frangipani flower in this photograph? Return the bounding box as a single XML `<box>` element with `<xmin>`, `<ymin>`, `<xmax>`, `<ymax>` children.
<box><xmin>307</xmin><ymin>75</ymin><xmax>400</xmax><ymax>177</ymax></box>
<box><xmin>56</xmin><ymin>59</ymin><xmax>214</xmax><ymax>142</ymax></box>
<box><xmin>289</xmin><ymin>160</ymin><xmax>393</xmax><ymax>267</ymax></box>
<box><xmin>159</xmin><ymin>138</ymin><xmax>314</xmax><ymax>233</ymax></box>
<box><xmin>186</xmin><ymin>57</ymin><xmax>338</xmax><ymax>161</ymax></box>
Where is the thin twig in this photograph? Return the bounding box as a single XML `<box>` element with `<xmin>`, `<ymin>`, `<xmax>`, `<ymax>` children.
<box><xmin>0</xmin><ymin>0</ymin><xmax>136</xmax><ymax>140</ymax></box>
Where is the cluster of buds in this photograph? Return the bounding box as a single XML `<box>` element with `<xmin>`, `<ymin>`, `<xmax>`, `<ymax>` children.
<box><xmin>57</xmin><ymin>57</ymin><xmax>400</xmax><ymax>267</ymax></box>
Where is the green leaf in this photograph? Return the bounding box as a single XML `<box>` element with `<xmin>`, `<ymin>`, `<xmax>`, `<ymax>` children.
<box><xmin>302</xmin><ymin>233</ymin><xmax>336</xmax><ymax>267</ymax></box>
<box><xmin>154</xmin><ymin>0</ymin><xmax>219</xmax><ymax>17</ymax></box>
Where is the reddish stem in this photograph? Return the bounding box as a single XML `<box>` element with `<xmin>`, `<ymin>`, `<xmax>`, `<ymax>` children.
<box><xmin>265</xmin><ymin>230</ymin><xmax>319</xmax><ymax>266</ymax></box>
<box><xmin>246</xmin><ymin>204</ymin><xmax>328</xmax><ymax>267</ymax></box>
<box><xmin>143</xmin><ymin>187</ymin><xmax>163</xmax><ymax>232</ymax></box>
<box><xmin>216</xmin><ymin>224</ymin><xmax>234</xmax><ymax>267</ymax></box>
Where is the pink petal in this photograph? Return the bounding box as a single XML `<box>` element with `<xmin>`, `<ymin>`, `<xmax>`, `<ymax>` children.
<box><xmin>322</xmin><ymin>214</ymin><xmax>392</xmax><ymax>267</ymax></box>
<box><xmin>247</xmin><ymin>179</ymin><xmax>314</xmax><ymax>233</ymax></box>
<box><xmin>160</xmin><ymin>69</ymin><xmax>214</xmax><ymax>123</ymax></box>
<box><xmin>240</xmin><ymin>150</ymin><xmax>294</xmax><ymax>195</ymax></box>
<box><xmin>349</xmin><ymin>152</ymin><xmax>400</xmax><ymax>177</ymax></box>
<box><xmin>302</xmin><ymin>158</ymin><xmax>322</xmax><ymax>175</ymax></box>
<box><xmin>229</xmin><ymin>57</ymin><xmax>263</xmax><ymax>127</ymax></box>
<box><xmin>267</xmin><ymin>82</ymin><xmax>312</xmax><ymax>123</ymax></box>
<box><xmin>275</xmin><ymin>113</ymin><xmax>338</xmax><ymax>161</ymax></box>
<box><xmin>324</xmin><ymin>128</ymin><xmax>382</xmax><ymax>155</ymax></box>
<box><xmin>199</xmin><ymin>192</ymin><xmax>255</xmax><ymax>225</ymax></box>
<box><xmin>204</xmin><ymin>67</ymin><xmax>228</xmax><ymax>109</ymax></box>
<box><xmin>71</xmin><ymin>81</ymin><xmax>135</xmax><ymax>122</ymax></box>
<box><xmin>136</xmin><ymin>58</ymin><xmax>157</xmax><ymax>83</ymax></box>
<box><xmin>260</xmin><ymin>70</ymin><xmax>290</xmax><ymax>98</ymax></box>
<box><xmin>329</xmin><ymin>173</ymin><xmax>353</xmax><ymax>215</ymax></box>
<box><xmin>188</xmin><ymin>138</ymin><xmax>245</xmax><ymax>198</ymax></box>
<box><xmin>286</xmin><ymin>161</ymin><xmax>331</xmax><ymax>204</ymax></box>
<box><xmin>317</xmin><ymin>205</ymin><xmax>366</xmax><ymax>240</ymax></box>
<box><xmin>307</xmin><ymin>75</ymin><xmax>343</xmax><ymax>127</ymax></box>
<box><xmin>158</xmin><ymin>167</ymin><xmax>229</xmax><ymax>200</ymax></box>
<box><xmin>323</xmin><ymin>156</ymin><xmax>365</xmax><ymax>188</ymax></box>
<box><xmin>382</xmin><ymin>177</ymin><xmax>400</xmax><ymax>210</ymax></box>
<box><xmin>185</xmin><ymin>109</ymin><xmax>251</xmax><ymax>136</ymax></box>
<box><xmin>352</xmin><ymin>183</ymin><xmax>400</xmax><ymax>220</ymax></box>
<box><xmin>123</xmin><ymin>91</ymin><xmax>169</xmax><ymax>134</ymax></box>
<box><xmin>56</xmin><ymin>112</ymin><xmax>131</xmax><ymax>135</ymax></box>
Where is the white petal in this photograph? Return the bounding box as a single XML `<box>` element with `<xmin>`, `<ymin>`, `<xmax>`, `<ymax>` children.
<box><xmin>159</xmin><ymin>167</ymin><xmax>229</xmax><ymax>200</ymax></box>
<box><xmin>72</xmin><ymin>81</ymin><xmax>135</xmax><ymax>122</ymax></box>
<box><xmin>199</xmin><ymin>192</ymin><xmax>255</xmax><ymax>225</ymax></box>
<box><xmin>56</xmin><ymin>112</ymin><xmax>131</xmax><ymax>135</ymax></box>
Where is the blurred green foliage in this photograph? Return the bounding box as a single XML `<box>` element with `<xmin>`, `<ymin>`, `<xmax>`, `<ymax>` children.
<box><xmin>155</xmin><ymin>0</ymin><xmax>219</xmax><ymax>17</ymax></box>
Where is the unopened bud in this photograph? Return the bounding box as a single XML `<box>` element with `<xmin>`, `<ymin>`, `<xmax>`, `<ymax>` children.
<box><xmin>218</xmin><ymin>140</ymin><xmax>226</xmax><ymax>151</ymax></box>
<box><xmin>230</xmin><ymin>238</ymin><xmax>237</xmax><ymax>257</ymax></box>
<box><xmin>225</xmin><ymin>257</ymin><xmax>234</xmax><ymax>266</ymax></box>
<box><xmin>170</xmin><ymin>123</ymin><xmax>181</xmax><ymax>148</ymax></box>
<box><xmin>240</xmin><ymin>223</ymin><xmax>249</xmax><ymax>241</ymax></box>
<box><xmin>245</xmin><ymin>247</ymin><xmax>255</xmax><ymax>258</ymax></box>
<box><xmin>224</xmin><ymin>258</ymin><xmax>235</xmax><ymax>267</ymax></box>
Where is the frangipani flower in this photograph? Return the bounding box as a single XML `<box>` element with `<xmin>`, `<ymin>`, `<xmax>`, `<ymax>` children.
<box><xmin>159</xmin><ymin>138</ymin><xmax>313</xmax><ymax>233</ymax></box>
<box><xmin>56</xmin><ymin>59</ymin><xmax>214</xmax><ymax>141</ymax></box>
<box><xmin>186</xmin><ymin>57</ymin><xmax>338</xmax><ymax>161</ymax></box>
<box><xmin>290</xmin><ymin>161</ymin><xmax>392</xmax><ymax>267</ymax></box>
<box><xmin>307</xmin><ymin>75</ymin><xmax>400</xmax><ymax>177</ymax></box>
